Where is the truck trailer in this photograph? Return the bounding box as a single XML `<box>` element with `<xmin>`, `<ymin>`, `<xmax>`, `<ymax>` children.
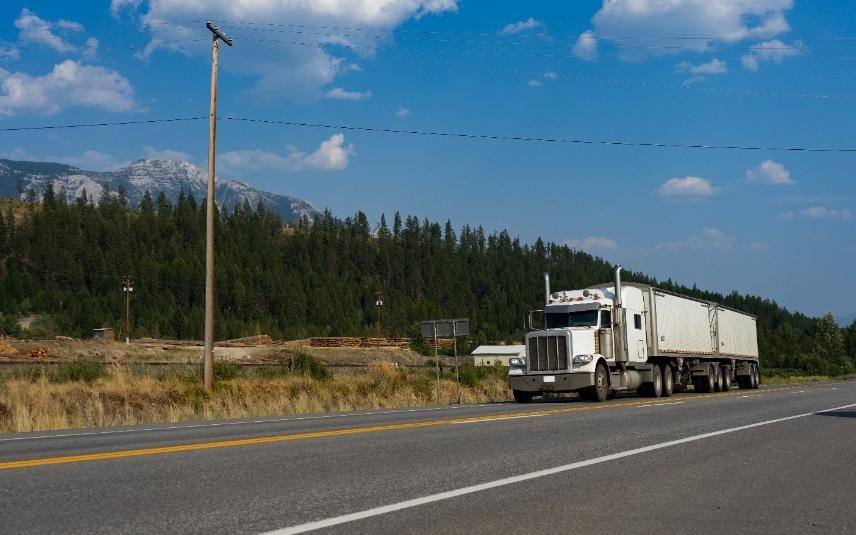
<box><xmin>508</xmin><ymin>266</ymin><xmax>760</xmax><ymax>402</ymax></box>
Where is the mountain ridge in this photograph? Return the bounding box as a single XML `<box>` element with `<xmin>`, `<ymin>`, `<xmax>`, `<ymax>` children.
<box><xmin>0</xmin><ymin>158</ymin><xmax>318</xmax><ymax>223</ymax></box>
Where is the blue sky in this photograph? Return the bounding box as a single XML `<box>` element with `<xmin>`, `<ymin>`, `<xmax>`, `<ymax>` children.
<box><xmin>1</xmin><ymin>1</ymin><xmax>854</xmax><ymax>319</ymax></box>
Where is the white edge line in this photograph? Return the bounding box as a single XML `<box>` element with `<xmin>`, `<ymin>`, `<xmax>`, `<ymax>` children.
<box><xmin>263</xmin><ymin>403</ymin><xmax>856</xmax><ymax>535</ymax></box>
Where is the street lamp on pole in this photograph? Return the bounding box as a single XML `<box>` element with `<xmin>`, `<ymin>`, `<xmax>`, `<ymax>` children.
<box><xmin>375</xmin><ymin>292</ymin><xmax>384</xmax><ymax>336</ymax></box>
<box><xmin>122</xmin><ymin>276</ymin><xmax>133</xmax><ymax>345</ymax></box>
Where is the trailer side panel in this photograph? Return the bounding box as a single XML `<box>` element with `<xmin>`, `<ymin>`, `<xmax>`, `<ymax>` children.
<box><xmin>716</xmin><ymin>307</ymin><xmax>759</xmax><ymax>358</ymax></box>
<box><xmin>652</xmin><ymin>291</ymin><xmax>714</xmax><ymax>355</ymax></box>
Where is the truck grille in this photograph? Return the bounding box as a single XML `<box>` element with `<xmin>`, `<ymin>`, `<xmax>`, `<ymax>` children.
<box><xmin>527</xmin><ymin>335</ymin><xmax>569</xmax><ymax>372</ymax></box>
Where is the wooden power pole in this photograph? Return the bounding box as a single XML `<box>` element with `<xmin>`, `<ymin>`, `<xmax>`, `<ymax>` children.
<box><xmin>203</xmin><ymin>22</ymin><xmax>232</xmax><ymax>392</ymax></box>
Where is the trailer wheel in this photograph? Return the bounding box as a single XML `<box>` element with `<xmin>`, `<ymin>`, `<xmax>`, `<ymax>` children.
<box><xmin>721</xmin><ymin>367</ymin><xmax>732</xmax><ymax>392</ymax></box>
<box><xmin>661</xmin><ymin>364</ymin><xmax>673</xmax><ymax>397</ymax></box>
<box><xmin>752</xmin><ymin>365</ymin><xmax>760</xmax><ymax>389</ymax></box>
<box><xmin>713</xmin><ymin>366</ymin><xmax>723</xmax><ymax>392</ymax></box>
<box><xmin>694</xmin><ymin>368</ymin><xmax>715</xmax><ymax>393</ymax></box>
<box><xmin>513</xmin><ymin>390</ymin><xmax>534</xmax><ymax>403</ymax></box>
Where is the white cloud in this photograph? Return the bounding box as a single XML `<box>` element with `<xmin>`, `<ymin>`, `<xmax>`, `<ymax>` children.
<box><xmin>527</xmin><ymin>79</ymin><xmax>543</xmax><ymax>88</ymax></box>
<box><xmin>219</xmin><ymin>134</ymin><xmax>355</xmax><ymax>174</ymax></box>
<box><xmin>580</xmin><ymin>0</ymin><xmax>794</xmax><ymax>60</ymax></box>
<box><xmin>115</xmin><ymin>0</ymin><xmax>458</xmax><ymax>102</ymax></box>
<box><xmin>396</xmin><ymin>106</ymin><xmax>410</xmax><ymax>117</ymax></box>
<box><xmin>0</xmin><ymin>46</ymin><xmax>20</xmax><ymax>61</ymax></box>
<box><xmin>741</xmin><ymin>39</ymin><xmax>805</xmax><ymax>71</ymax></box>
<box><xmin>15</xmin><ymin>9</ymin><xmax>79</xmax><ymax>53</ymax></box>
<box><xmin>56</xmin><ymin>20</ymin><xmax>85</xmax><ymax>32</ymax></box>
<box><xmin>564</xmin><ymin>236</ymin><xmax>617</xmax><ymax>251</ymax></box>
<box><xmin>0</xmin><ymin>60</ymin><xmax>135</xmax><ymax>116</ymax></box>
<box><xmin>82</xmin><ymin>37</ymin><xmax>99</xmax><ymax>60</ymax></box>
<box><xmin>110</xmin><ymin>0</ymin><xmax>143</xmax><ymax>17</ymax></box>
<box><xmin>746</xmin><ymin>159</ymin><xmax>795</xmax><ymax>185</ymax></box>
<box><xmin>543</xmin><ymin>71</ymin><xmax>558</xmax><ymax>80</ymax></box>
<box><xmin>572</xmin><ymin>30</ymin><xmax>598</xmax><ymax>61</ymax></box>
<box><xmin>143</xmin><ymin>146</ymin><xmax>192</xmax><ymax>161</ymax></box>
<box><xmin>657</xmin><ymin>176</ymin><xmax>721</xmax><ymax>199</ymax></box>
<box><xmin>677</xmin><ymin>58</ymin><xmax>727</xmax><ymax>75</ymax></box>
<box><xmin>778</xmin><ymin>210</ymin><xmax>795</xmax><ymax>220</ymax></box>
<box><xmin>798</xmin><ymin>207</ymin><xmax>852</xmax><ymax>221</ymax></box>
<box><xmin>499</xmin><ymin>18</ymin><xmax>542</xmax><ymax>36</ymax></box>
<box><xmin>656</xmin><ymin>227</ymin><xmax>734</xmax><ymax>252</ymax></box>
<box><xmin>325</xmin><ymin>87</ymin><xmax>373</xmax><ymax>101</ymax></box>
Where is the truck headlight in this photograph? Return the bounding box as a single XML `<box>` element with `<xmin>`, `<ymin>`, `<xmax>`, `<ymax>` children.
<box><xmin>509</xmin><ymin>357</ymin><xmax>526</xmax><ymax>367</ymax></box>
<box><xmin>573</xmin><ymin>354</ymin><xmax>594</xmax><ymax>365</ymax></box>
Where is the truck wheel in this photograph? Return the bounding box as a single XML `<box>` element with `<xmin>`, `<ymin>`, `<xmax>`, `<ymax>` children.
<box><xmin>585</xmin><ymin>364</ymin><xmax>610</xmax><ymax>402</ymax></box>
<box><xmin>721</xmin><ymin>367</ymin><xmax>732</xmax><ymax>392</ymax></box>
<box><xmin>661</xmin><ymin>364</ymin><xmax>673</xmax><ymax>397</ymax></box>
<box><xmin>752</xmin><ymin>365</ymin><xmax>760</xmax><ymax>389</ymax></box>
<box><xmin>650</xmin><ymin>364</ymin><xmax>663</xmax><ymax>398</ymax></box>
<box><xmin>513</xmin><ymin>390</ymin><xmax>534</xmax><ymax>403</ymax></box>
<box><xmin>713</xmin><ymin>366</ymin><xmax>723</xmax><ymax>392</ymax></box>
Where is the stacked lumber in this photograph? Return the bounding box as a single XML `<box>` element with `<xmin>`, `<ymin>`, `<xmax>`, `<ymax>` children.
<box><xmin>426</xmin><ymin>338</ymin><xmax>454</xmax><ymax>350</ymax></box>
<box><xmin>309</xmin><ymin>337</ymin><xmax>411</xmax><ymax>349</ymax></box>
<box><xmin>27</xmin><ymin>347</ymin><xmax>50</xmax><ymax>359</ymax></box>
<box><xmin>220</xmin><ymin>335</ymin><xmax>274</xmax><ymax>347</ymax></box>
<box><xmin>0</xmin><ymin>336</ymin><xmax>16</xmax><ymax>354</ymax></box>
<box><xmin>310</xmin><ymin>337</ymin><xmax>362</xmax><ymax>348</ymax></box>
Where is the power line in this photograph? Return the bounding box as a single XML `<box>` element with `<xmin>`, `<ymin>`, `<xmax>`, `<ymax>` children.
<box><xmin>227</xmin><ymin>34</ymin><xmax>856</xmax><ymax>63</ymax></box>
<box><xmin>3</xmin><ymin>115</ymin><xmax>852</xmax><ymax>153</ymax></box>
<box><xmin>218</xmin><ymin>25</ymin><xmax>826</xmax><ymax>53</ymax></box>
<box><xmin>0</xmin><ymin>117</ymin><xmax>207</xmax><ymax>133</ymax></box>
<box><xmin>220</xmin><ymin>116</ymin><xmax>856</xmax><ymax>153</ymax></box>
<box><xmin>175</xmin><ymin>18</ymin><xmax>856</xmax><ymax>42</ymax></box>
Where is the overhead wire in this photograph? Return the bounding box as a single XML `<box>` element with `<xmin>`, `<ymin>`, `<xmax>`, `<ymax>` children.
<box><xmin>1</xmin><ymin>115</ymin><xmax>853</xmax><ymax>153</ymax></box>
<box><xmin>219</xmin><ymin>116</ymin><xmax>856</xmax><ymax>153</ymax></box>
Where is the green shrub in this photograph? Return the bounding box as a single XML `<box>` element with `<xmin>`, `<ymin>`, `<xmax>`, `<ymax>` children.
<box><xmin>49</xmin><ymin>361</ymin><xmax>106</xmax><ymax>383</ymax></box>
<box><xmin>213</xmin><ymin>361</ymin><xmax>241</xmax><ymax>381</ymax></box>
<box><xmin>287</xmin><ymin>351</ymin><xmax>331</xmax><ymax>380</ymax></box>
<box><xmin>458</xmin><ymin>364</ymin><xmax>506</xmax><ymax>388</ymax></box>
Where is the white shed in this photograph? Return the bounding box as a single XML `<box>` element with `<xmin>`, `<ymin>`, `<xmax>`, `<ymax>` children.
<box><xmin>471</xmin><ymin>345</ymin><xmax>526</xmax><ymax>367</ymax></box>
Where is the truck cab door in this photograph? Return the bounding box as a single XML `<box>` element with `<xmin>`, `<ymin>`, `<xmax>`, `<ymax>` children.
<box><xmin>631</xmin><ymin>310</ymin><xmax>648</xmax><ymax>361</ymax></box>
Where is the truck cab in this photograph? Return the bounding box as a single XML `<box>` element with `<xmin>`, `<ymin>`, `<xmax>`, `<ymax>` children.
<box><xmin>509</xmin><ymin>278</ymin><xmax>646</xmax><ymax>402</ymax></box>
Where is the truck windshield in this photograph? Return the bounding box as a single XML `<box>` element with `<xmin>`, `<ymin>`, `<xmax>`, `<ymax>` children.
<box><xmin>545</xmin><ymin>309</ymin><xmax>599</xmax><ymax>328</ymax></box>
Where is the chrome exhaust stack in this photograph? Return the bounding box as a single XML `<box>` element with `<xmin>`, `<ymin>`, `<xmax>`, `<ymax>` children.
<box><xmin>613</xmin><ymin>265</ymin><xmax>629</xmax><ymax>365</ymax></box>
<box><xmin>543</xmin><ymin>272</ymin><xmax>551</xmax><ymax>306</ymax></box>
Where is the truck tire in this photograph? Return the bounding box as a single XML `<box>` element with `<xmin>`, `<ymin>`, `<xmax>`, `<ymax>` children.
<box><xmin>713</xmin><ymin>366</ymin><xmax>723</xmax><ymax>392</ymax></box>
<box><xmin>650</xmin><ymin>364</ymin><xmax>663</xmax><ymax>398</ymax></box>
<box><xmin>752</xmin><ymin>365</ymin><xmax>761</xmax><ymax>389</ymax></box>
<box><xmin>694</xmin><ymin>369</ymin><xmax>715</xmax><ymax>393</ymax></box>
<box><xmin>661</xmin><ymin>364</ymin><xmax>673</xmax><ymax>397</ymax></box>
<box><xmin>513</xmin><ymin>390</ymin><xmax>534</xmax><ymax>403</ymax></box>
<box><xmin>721</xmin><ymin>367</ymin><xmax>732</xmax><ymax>391</ymax></box>
<box><xmin>583</xmin><ymin>364</ymin><xmax>610</xmax><ymax>402</ymax></box>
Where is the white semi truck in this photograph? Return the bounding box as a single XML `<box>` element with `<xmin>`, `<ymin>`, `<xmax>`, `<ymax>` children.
<box><xmin>508</xmin><ymin>267</ymin><xmax>760</xmax><ymax>403</ymax></box>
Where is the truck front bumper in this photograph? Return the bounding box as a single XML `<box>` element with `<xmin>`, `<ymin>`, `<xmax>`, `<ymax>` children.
<box><xmin>508</xmin><ymin>372</ymin><xmax>594</xmax><ymax>393</ymax></box>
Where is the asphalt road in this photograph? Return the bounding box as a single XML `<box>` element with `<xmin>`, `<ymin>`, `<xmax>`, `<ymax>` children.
<box><xmin>0</xmin><ymin>381</ymin><xmax>854</xmax><ymax>534</ymax></box>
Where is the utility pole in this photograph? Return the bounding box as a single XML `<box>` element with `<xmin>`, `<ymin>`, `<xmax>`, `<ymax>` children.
<box><xmin>203</xmin><ymin>21</ymin><xmax>232</xmax><ymax>392</ymax></box>
<box><xmin>122</xmin><ymin>275</ymin><xmax>133</xmax><ymax>344</ymax></box>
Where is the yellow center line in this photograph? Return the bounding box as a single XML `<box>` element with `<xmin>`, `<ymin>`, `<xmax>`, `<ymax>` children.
<box><xmin>0</xmin><ymin>386</ymin><xmax>800</xmax><ymax>471</ymax></box>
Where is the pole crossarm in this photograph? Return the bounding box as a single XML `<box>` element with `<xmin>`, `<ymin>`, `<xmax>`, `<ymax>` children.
<box><xmin>206</xmin><ymin>22</ymin><xmax>233</xmax><ymax>45</ymax></box>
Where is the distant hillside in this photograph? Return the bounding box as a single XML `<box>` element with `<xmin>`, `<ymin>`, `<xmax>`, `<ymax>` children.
<box><xmin>0</xmin><ymin>158</ymin><xmax>318</xmax><ymax>223</ymax></box>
